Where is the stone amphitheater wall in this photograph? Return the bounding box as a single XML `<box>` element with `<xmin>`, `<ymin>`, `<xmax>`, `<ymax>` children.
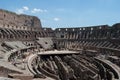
<box><xmin>0</xmin><ymin>9</ymin><xmax>42</xmax><ymax>30</ymax></box>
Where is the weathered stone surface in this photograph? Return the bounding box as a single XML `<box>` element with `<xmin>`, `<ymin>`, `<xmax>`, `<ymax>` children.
<box><xmin>0</xmin><ymin>9</ymin><xmax>42</xmax><ymax>29</ymax></box>
<box><xmin>8</xmin><ymin>73</ymin><xmax>33</xmax><ymax>80</ymax></box>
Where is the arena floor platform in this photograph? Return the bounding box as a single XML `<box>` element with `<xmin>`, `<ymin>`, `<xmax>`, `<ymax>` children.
<box><xmin>37</xmin><ymin>50</ymin><xmax>80</xmax><ymax>55</ymax></box>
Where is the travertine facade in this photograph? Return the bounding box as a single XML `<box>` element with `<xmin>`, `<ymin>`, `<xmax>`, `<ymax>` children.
<box><xmin>0</xmin><ymin>9</ymin><xmax>42</xmax><ymax>30</ymax></box>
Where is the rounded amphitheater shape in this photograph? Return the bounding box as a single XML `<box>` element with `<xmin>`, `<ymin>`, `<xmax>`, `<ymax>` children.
<box><xmin>1</xmin><ymin>9</ymin><xmax>120</xmax><ymax>80</ymax></box>
<box><xmin>27</xmin><ymin>53</ymin><xmax>60</xmax><ymax>80</ymax></box>
<box><xmin>27</xmin><ymin>52</ymin><xmax>96</xmax><ymax>79</ymax></box>
<box><xmin>27</xmin><ymin>54</ymin><xmax>38</xmax><ymax>75</ymax></box>
<box><xmin>26</xmin><ymin>51</ymin><xmax>120</xmax><ymax>80</ymax></box>
<box><xmin>95</xmin><ymin>57</ymin><xmax>120</xmax><ymax>79</ymax></box>
<box><xmin>4</xmin><ymin>46</ymin><xmax>36</xmax><ymax>62</ymax></box>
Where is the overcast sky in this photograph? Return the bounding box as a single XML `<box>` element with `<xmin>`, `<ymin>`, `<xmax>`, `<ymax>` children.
<box><xmin>0</xmin><ymin>0</ymin><xmax>120</xmax><ymax>28</ymax></box>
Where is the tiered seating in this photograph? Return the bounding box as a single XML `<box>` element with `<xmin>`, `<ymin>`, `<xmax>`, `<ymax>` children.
<box><xmin>36</xmin><ymin>37</ymin><xmax>54</xmax><ymax>50</ymax></box>
<box><xmin>4</xmin><ymin>41</ymin><xmax>27</xmax><ymax>49</ymax></box>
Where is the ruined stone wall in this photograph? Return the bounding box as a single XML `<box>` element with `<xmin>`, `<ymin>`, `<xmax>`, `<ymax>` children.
<box><xmin>54</xmin><ymin>24</ymin><xmax>120</xmax><ymax>54</ymax></box>
<box><xmin>0</xmin><ymin>9</ymin><xmax>42</xmax><ymax>30</ymax></box>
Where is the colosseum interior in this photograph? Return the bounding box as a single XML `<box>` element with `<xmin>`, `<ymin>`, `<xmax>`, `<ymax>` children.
<box><xmin>0</xmin><ymin>9</ymin><xmax>120</xmax><ymax>80</ymax></box>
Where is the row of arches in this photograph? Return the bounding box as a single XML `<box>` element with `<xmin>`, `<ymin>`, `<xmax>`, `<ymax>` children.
<box><xmin>0</xmin><ymin>28</ymin><xmax>50</xmax><ymax>40</ymax></box>
<box><xmin>56</xmin><ymin>29</ymin><xmax>120</xmax><ymax>39</ymax></box>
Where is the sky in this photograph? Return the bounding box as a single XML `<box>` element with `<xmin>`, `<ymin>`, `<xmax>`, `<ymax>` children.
<box><xmin>0</xmin><ymin>0</ymin><xmax>120</xmax><ymax>29</ymax></box>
